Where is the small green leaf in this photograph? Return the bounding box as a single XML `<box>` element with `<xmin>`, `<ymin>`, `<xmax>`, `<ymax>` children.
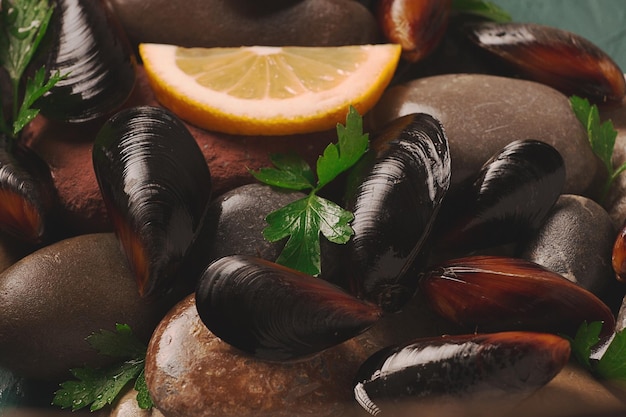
<box><xmin>570</xmin><ymin>95</ymin><xmax>620</xmax><ymax>202</ymax></box>
<box><xmin>316</xmin><ymin>106</ymin><xmax>369</xmax><ymax>189</ymax></box>
<box><xmin>53</xmin><ymin>359</ymin><xmax>144</xmax><ymax>412</ymax></box>
<box><xmin>565</xmin><ymin>321</ymin><xmax>602</xmax><ymax>370</ymax></box>
<box><xmin>451</xmin><ymin>0</ymin><xmax>512</xmax><ymax>22</ymax></box>
<box><xmin>251</xmin><ymin>153</ymin><xmax>315</xmax><ymax>190</ymax></box>
<box><xmin>134</xmin><ymin>369</ymin><xmax>154</xmax><ymax>410</ymax></box>
<box><xmin>596</xmin><ymin>329</ymin><xmax>626</xmax><ymax>381</ymax></box>
<box><xmin>86</xmin><ymin>323</ymin><xmax>147</xmax><ymax>359</ymax></box>
<box><xmin>13</xmin><ymin>67</ymin><xmax>65</xmax><ymax>135</ymax></box>
<box><xmin>263</xmin><ymin>195</ymin><xmax>354</xmax><ymax>276</ymax></box>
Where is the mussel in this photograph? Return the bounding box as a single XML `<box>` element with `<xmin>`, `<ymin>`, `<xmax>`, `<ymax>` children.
<box><xmin>0</xmin><ymin>137</ymin><xmax>57</xmax><ymax>244</ymax></box>
<box><xmin>92</xmin><ymin>106</ymin><xmax>212</xmax><ymax>297</ymax></box>
<box><xmin>433</xmin><ymin>139</ymin><xmax>564</xmax><ymax>254</ymax></box>
<box><xmin>344</xmin><ymin>113</ymin><xmax>450</xmax><ymax>312</ymax></box>
<box><xmin>464</xmin><ymin>22</ymin><xmax>626</xmax><ymax>103</ymax></box>
<box><xmin>353</xmin><ymin>331</ymin><xmax>570</xmax><ymax>417</ymax></box>
<box><xmin>195</xmin><ymin>255</ymin><xmax>382</xmax><ymax>362</ymax></box>
<box><xmin>376</xmin><ymin>0</ymin><xmax>451</xmax><ymax>63</ymax></box>
<box><xmin>612</xmin><ymin>223</ymin><xmax>626</xmax><ymax>283</ymax></box>
<box><xmin>420</xmin><ymin>256</ymin><xmax>616</xmax><ymax>339</ymax></box>
<box><xmin>35</xmin><ymin>0</ymin><xmax>136</xmax><ymax>123</ymax></box>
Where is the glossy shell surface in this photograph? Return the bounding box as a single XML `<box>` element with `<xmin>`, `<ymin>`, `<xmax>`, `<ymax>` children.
<box><xmin>37</xmin><ymin>0</ymin><xmax>136</xmax><ymax>122</ymax></box>
<box><xmin>434</xmin><ymin>139</ymin><xmax>565</xmax><ymax>252</ymax></box>
<box><xmin>345</xmin><ymin>113</ymin><xmax>451</xmax><ymax>312</ymax></box>
<box><xmin>353</xmin><ymin>332</ymin><xmax>570</xmax><ymax>416</ymax></box>
<box><xmin>420</xmin><ymin>256</ymin><xmax>616</xmax><ymax>338</ymax></box>
<box><xmin>465</xmin><ymin>22</ymin><xmax>626</xmax><ymax>102</ymax></box>
<box><xmin>92</xmin><ymin>106</ymin><xmax>211</xmax><ymax>297</ymax></box>
<box><xmin>195</xmin><ymin>255</ymin><xmax>382</xmax><ymax>362</ymax></box>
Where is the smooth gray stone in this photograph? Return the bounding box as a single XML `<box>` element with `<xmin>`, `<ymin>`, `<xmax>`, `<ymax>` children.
<box><xmin>0</xmin><ymin>234</ymin><xmax>167</xmax><ymax>380</ymax></box>
<box><xmin>601</xmin><ymin>92</ymin><xmax>626</xmax><ymax>226</ymax></box>
<box><xmin>108</xmin><ymin>0</ymin><xmax>380</xmax><ymax>49</ymax></box>
<box><xmin>521</xmin><ymin>194</ymin><xmax>616</xmax><ymax>297</ymax></box>
<box><xmin>368</xmin><ymin>74</ymin><xmax>602</xmax><ymax>196</ymax></box>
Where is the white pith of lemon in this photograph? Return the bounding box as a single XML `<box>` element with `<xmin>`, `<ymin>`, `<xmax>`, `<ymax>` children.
<box><xmin>139</xmin><ymin>43</ymin><xmax>402</xmax><ymax>136</ymax></box>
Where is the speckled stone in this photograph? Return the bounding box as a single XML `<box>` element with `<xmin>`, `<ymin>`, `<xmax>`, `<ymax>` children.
<box><xmin>368</xmin><ymin>74</ymin><xmax>603</xmax><ymax>196</ymax></box>
<box><xmin>0</xmin><ymin>234</ymin><xmax>168</xmax><ymax>380</ymax></box>
<box><xmin>520</xmin><ymin>194</ymin><xmax>617</xmax><ymax>297</ymax></box>
<box><xmin>144</xmin><ymin>294</ymin><xmax>374</xmax><ymax>417</ymax></box>
<box><xmin>108</xmin><ymin>0</ymin><xmax>380</xmax><ymax>49</ymax></box>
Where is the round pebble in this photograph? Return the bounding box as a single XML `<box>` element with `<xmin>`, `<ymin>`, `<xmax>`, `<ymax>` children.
<box><xmin>368</xmin><ymin>73</ymin><xmax>602</xmax><ymax>196</ymax></box>
<box><xmin>521</xmin><ymin>194</ymin><xmax>617</xmax><ymax>298</ymax></box>
<box><xmin>0</xmin><ymin>234</ymin><xmax>168</xmax><ymax>380</ymax></box>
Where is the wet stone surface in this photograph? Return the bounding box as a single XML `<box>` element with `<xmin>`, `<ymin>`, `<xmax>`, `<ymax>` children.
<box><xmin>521</xmin><ymin>194</ymin><xmax>617</xmax><ymax>298</ymax></box>
<box><xmin>368</xmin><ymin>73</ymin><xmax>603</xmax><ymax>196</ymax></box>
<box><xmin>144</xmin><ymin>294</ymin><xmax>375</xmax><ymax>417</ymax></box>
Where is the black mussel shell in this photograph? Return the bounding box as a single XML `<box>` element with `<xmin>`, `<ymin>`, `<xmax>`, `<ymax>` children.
<box><xmin>353</xmin><ymin>331</ymin><xmax>570</xmax><ymax>416</ymax></box>
<box><xmin>345</xmin><ymin>113</ymin><xmax>451</xmax><ymax>312</ymax></box>
<box><xmin>434</xmin><ymin>139</ymin><xmax>564</xmax><ymax>253</ymax></box>
<box><xmin>465</xmin><ymin>22</ymin><xmax>626</xmax><ymax>103</ymax></box>
<box><xmin>36</xmin><ymin>0</ymin><xmax>136</xmax><ymax>123</ymax></box>
<box><xmin>92</xmin><ymin>106</ymin><xmax>211</xmax><ymax>297</ymax></box>
<box><xmin>376</xmin><ymin>0</ymin><xmax>451</xmax><ymax>63</ymax></box>
<box><xmin>420</xmin><ymin>256</ymin><xmax>616</xmax><ymax>339</ymax></box>
<box><xmin>195</xmin><ymin>255</ymin><xmax>382</xmax><ymax>362</ymax></box>
<box><xmin>0</xmin><ymin>137</ymin><xmax>57</xmax><ymax>244</ymax></box>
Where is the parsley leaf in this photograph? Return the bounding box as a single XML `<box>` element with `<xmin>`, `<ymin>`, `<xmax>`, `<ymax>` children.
<box><xmin>567</xmin><ymin>321</ymin><xmax>626</xmax><ymax>382</ymax></box>
<box><xmin>53</xmin><ymin>324</ymin><xmax>153</xmax><ymax>411</ymax></box>
<box><xmin>451</xmin><ymin>0</ymin><xmax>512</xmax><ymax>22</ymax></box>
<box><xmin>252</xmin><ymin>106</ymin><xmax>368</xmax><ymax>276</ymax></box>
<box><xmin>0</xmin><ymin>0</ymin><xmax>64</xmax><ymax>140</ymax></box>
<box><xmin>570</xmin><ymin>95</ymin><xmax>622</xmax><ymax>202</ymax></box>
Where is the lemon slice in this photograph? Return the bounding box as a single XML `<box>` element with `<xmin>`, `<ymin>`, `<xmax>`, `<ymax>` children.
<box><xmin>139</xmin><ymin>43</ymin><xmax>402</xmax><ymax>135</ymax></box>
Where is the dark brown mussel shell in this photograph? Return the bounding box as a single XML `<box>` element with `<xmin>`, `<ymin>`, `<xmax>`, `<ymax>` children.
<box><xmin>465</xmin><ymin>22</ymin><xmax>626</xmax><ymax>103</ymax></box>
<box><xmin>353</xmin><ymin>331</ymin><xmax>570</xmax><ymax>417</ymax></box>
<box><xmin>0</xmin><ymin>137</ymin><xmax>57</xmax><ymax>244</ymax></box>
<box><xmin>376</xmin><ymin>0</ymin><xmax>451</xmax><ymax>63</ymax></box>
<box><xmin>92</xmin><ymin>106</ymin><xmax>211</xmax><ymax>297</ymax></box>
<box><xmin>35</xmin><ymin>0</ymin><xmax>136</xmax><ymax>123</ymax></box>
<box><xmin>420</xmin><ymin>256</ymin><xmax>616</xmax><ymax>338</ymax></box>
<box><xmin>344</xmin><ymin>113</ymin><xmax>451</xmax><ymax>312</ymax></box>
<box><xmin>195</xmin><ymin>255</ymin><xmax>382</xmax><ymax>362</ymax></box>
<box><xmin>433</xmin><ymin>139</ymin><xmax>564</xmax><ymax>253</ymax></box>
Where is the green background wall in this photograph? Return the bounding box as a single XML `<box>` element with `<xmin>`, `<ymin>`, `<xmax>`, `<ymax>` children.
<box><xmin>490</xmin><ymin>0</ymin><xmax>626</xmax><ymax>69</ymax></box>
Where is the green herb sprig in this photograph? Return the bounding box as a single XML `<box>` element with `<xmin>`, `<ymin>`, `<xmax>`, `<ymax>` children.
<box><xmin>251</xmin><ymin>106</ymin><xmax>369</xmax><ymax>276</ymax></box>
<box><xmin>0</xmin><ymin>0</ymin><xmax>64</xmax><ymax>141</ymax></box>
<box><xmin>451</xmin><ymin>0</ymin><xmax>512</xmax><ymax>22</ymax></box>
<box><xmin>567</xmin><ymin>321</ymin><xmax>626</xmax><ymax>381</ymax></box>
<box><xmin>53</xmin><ymin>324</ymin><xmax>153</xmax><ymax>411</ymax></box>
<box><xmin>570</xmin><ymin>95</ymin><xmax>622</xmax><ymax>203</ymax></box>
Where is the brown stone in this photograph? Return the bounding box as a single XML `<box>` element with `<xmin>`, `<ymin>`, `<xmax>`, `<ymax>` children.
<box><xmin>0</xmin><ymin>233</ymin><xmax>168</xmax><ymax>380</ymax></box>
<box><xmin>144</xmin><ymin>294</ymin><xmax>373</xmax><ymax>417</ymax></box>
<box><xmin>107</xmin><ymin>0</ymin><xmax>380</xmax><ymax>50</ymax></box>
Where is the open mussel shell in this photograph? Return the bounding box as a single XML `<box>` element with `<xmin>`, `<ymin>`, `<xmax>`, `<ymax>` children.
<box><xmin>353</xmin><ymin>331</ymin><xmax>570</xmax><ymax>417</ymax></box>
<box><xmin>612</xmin><ymin>223</ymin><xmax>626</xmax><ymax>283</ymax></box>
<box><xmin>344</xmin><ymin>113</ymin><xmax>451</xmax><ymax>312</ymax></box>
<box><xmin>0</xmin><ymin>138</ymin><xmax>58</xmax><ymax>244</ymax></box>
<box><xmin>35</xmin><ymin>0</ymin><xmax>136</xmax><ymax>123</ymax></box>
<box><xmin>376</xmin><ymin>0</ymin><xmax>451</xmax><ymax>63</ymax></box>
<box><xmin>420</xmin><ymin>256</ymin><xmax>616</xmax><ymax>339</ymax></box>
<box><xmin>433</xmin><ymin>139</ymin><xmax>564</xmax><ymax>253</ymax></box>
<box><xmin>195</xmin><ymin>255</ymin><xmax>382</xmax><ymax>362</ymax></box>
<box><xmin>92</xmin><ymin>106</ymin><xmax>211</xmax><ymax>297</ymax></box>
<box><xmin>464</xmin><ymin>22</ymin><xmax>626</xmax><ymax>103</ymax></box>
